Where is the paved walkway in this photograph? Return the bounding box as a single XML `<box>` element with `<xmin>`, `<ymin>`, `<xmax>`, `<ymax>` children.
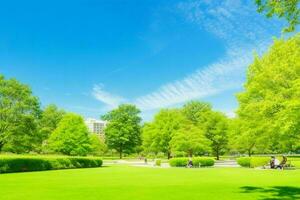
<box><xmin>214</xmin><ymin>160</ymin><xmax>240</xmax><ymax>168</ymax></box>
<box><xmin>104</xmin><ymin>159</ymin><xmax>240</xmax><ymax>168</ymax></box>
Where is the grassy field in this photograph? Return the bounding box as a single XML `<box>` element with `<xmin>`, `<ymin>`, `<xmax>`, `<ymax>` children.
<box><xmin>0</xmin><ymin>166</ymin><xmax>299</xmax><ymax>200</ymax></box>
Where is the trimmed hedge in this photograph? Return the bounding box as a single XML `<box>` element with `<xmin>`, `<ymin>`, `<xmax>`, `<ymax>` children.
<box><xmin>169</xmin><ymin>157</ymin><xmax>215</xmax><ymax>167</ymax></box>
<box><xmin>193</xmin><ymin>157</ymin><xmax>215</xmax><ymax>167</ymax></box>
<box><xmin>237</xmin><ymin>157</ymin><xmax>269</xmax><ymax>168</ymax></box>
<box><xmin>0</xmin><ymin>156</ymin><xmax>103</xmax><ymax>173</ymax></box>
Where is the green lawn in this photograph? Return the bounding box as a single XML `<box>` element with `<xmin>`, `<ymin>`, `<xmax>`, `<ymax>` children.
<box><xmin>0</xmin><ymin>166</ymin><xmax>299</xmax><ymax>200</ymax></box>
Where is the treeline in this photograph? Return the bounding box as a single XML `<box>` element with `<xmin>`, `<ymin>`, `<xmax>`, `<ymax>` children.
<box><xmin>0</xmin><ymin>34</ymin><xmax>299</xmax><ymax>158</ymax></box>
<box><xmin>103</xmin><ymin>34</ymin><xmax>300</xmax><ymax>159</ymax></box>
<box><xmin>0</xmin><ymin>77</ymin><xmax>106</xmax><ymax>155</ymax></box>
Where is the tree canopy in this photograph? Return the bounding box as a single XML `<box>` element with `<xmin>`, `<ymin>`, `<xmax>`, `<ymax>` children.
<box><xmin>237</xmin><ymin>34</ymin><xmax>300</xmax><ymax>154</ymax></box>
<box><xmin>142</xmin><ymin>109</ymin><xmax>184</xmax><ymax>158</ymax></box>
<box><xmin>47</xmin><ymin>113</ymin><xmax>92</xmax><ymax>156</ymax></box>
<box><xmin>0</xmin><ymin>75</ymin><xmax>40</xmax><ymax>152</ymax></box>
<box><xmin>102</xmin><ymin>104</ymin><xmax>142</xmax><ymax>158</ymax></box>
<box><xmin>255</xmin><ymin>0</ymin><xmax>300</xmax><ymax>32</ymax></box>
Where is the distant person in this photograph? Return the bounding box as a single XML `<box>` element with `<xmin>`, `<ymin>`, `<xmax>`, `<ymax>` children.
<box><xmin>278</xmin><ymin>156</ymin><xmax>288</xmax><ymax>170</ymax></box>
<box><xmin>274</xmin><ymin>157</ymin><xmax>281</xmax><ymax>169</ymax></box>
<box><xmin>187</xmin><ymin>158</ymin><xmax>193</xmax><ymax>168</ymax></box>
<box><xmin>144</xmin><ymin>158</ymin><xmax>148</xmax><ymax>164</ymax></box>
<box><xmin>270</xmin><ymin>156</ymin><xmax>275</xmax><ymax>169</ymax></box>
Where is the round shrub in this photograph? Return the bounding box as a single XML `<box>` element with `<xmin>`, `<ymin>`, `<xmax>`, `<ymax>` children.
<box><xmin>169</xmin><ymin>158</ymin><xmax>189</xmax><ymax>167</ymax></box>
<box><xmin>237</xmin><ymin>157</ymin><xmax>269</xmax><ymax>168</ymax></box>
<box><xmin>192</xmin><ymin>157</ymin><xmax>215</xmax><ymax>167</ymax></box>
<box><xmin>155</xmin><ymin>159</ymin><xmax>161</xmax><ymax>167</ymax></box>
<box><xmin>250</xmin><ymin>157</ymin><xmax>269</xmax><ymax>168</ymax></box>
<box><xmin>169</xmin><ymin>157</ymin><xmax>215</xmax><ymax>168</ymax></box>
<box><xmin>237</xmin><ymin>157</ymin><xmax>251</xmax><ymax>168</ymax></box>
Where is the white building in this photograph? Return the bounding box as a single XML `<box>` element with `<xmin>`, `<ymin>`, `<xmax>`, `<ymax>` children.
<box><xmin>85</xmin><ymin>118</ymin><xmax>107</xmax><ymax>136</ymax></box>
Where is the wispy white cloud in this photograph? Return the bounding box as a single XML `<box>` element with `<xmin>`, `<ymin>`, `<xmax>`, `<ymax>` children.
<box><xmin>176</xmin><ymin>0</ymin><xmax>283</xmax><ymax>47</ymax></box>
<box><xmin>134</xmin><ymin>49</ymin><xmax>252</xmax><ymax>111</ymax></box>
<box><xmin>90</xmin><ymin>0</ymin><xmax>283</xmax><ymax>119</ymax></box>
<box><xmin>132</xmin><ymin>0</ymin><xmax>282</xmax><ymax>113</ymax></box>
<box><xmin>92</xmin><ymin>84</ymin><xmax>126</xmax><ymax>108</ymax></box>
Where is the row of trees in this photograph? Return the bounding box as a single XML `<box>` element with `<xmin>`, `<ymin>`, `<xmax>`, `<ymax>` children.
<box><xmin>0</xmin><ymin>76</ymin><xmax>106</xmax><ymax>155</ymax></box>
<box><xmin>1</xmin><ymin>35</ymin><xmax>299</xmax><ymax>158</ymax></box>
<box><xmin>102</xmin><ymin>34</ymin><xmax>300</xmax><ymax>159</ymax></box>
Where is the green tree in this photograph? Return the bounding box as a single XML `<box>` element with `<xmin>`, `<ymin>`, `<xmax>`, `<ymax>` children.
<box><xmin>170</xmin><ymin>121</ymin><xmax>210</xmax><ymax>157</ymax></box>
<box><xmin>39</xmin><ymin>104</ymin><xmax>65</xmax><ymax>141</ymax></box>
<box><xmin>205</xmin><ymin>112</ymin><xmax>229</xmax><ymax>160</ymax></box>
<box><xmin>89</xmin><ymin>134</ymin><xmax>107</xmax><ymax>156</ymax></box>
<box><xmin>0</xmin><ymin>75</ymin><xmax>40</xmax><ymax>152</ymax></box>
<box><xmin>142</xmin><ymin>109</ymin><xmax>184</xmax><ymax>158</ymax></box>
<box><xmin>182</xmin><ymin>101</ymin><xmax>212</xmax><ymax>125</ymax></box>
<box><xmin>47</xmin><ymin>113</ymin><xmax>92</xmax><ymax>156</ymax></box>
<box><xmin>237</xmin><ymin>34</ymin><xmax>300</xmax><ymax>154</ymax></box>
<box><xmin>255</xmin><ymin>0</ymin><xmax>300</xmax><ymax>32</ymax></box>
<box><xmin>102</xmin><ymin>104</ymin><xmax>142</xmax><ymax>159</ymax></box>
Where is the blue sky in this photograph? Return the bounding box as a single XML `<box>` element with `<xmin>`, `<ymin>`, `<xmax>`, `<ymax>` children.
<box><xmin>1</xmin><ymin>0</ymin><xmax>285</xmax><ymax>120</ymax></box>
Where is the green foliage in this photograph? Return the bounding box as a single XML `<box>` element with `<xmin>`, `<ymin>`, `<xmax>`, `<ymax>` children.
<box><xmin>182</xmin><ymin>101</ymin><xmax>212</xmax><ymax>125</ymax></box>
<box><xmin>0</xmin><ymin>156</ymin><xmax>102</xmax><ymax>173</ymax></box>
<box><xmin>170</xmin><ymin>122</ymin><xmax>211</xmax><ymax>157</ymax></box>
<box><xmin>192</xmin><ymin>157</ymin><xmax>215</xmax><ymax>167</ymax></box>
<box><xmin>0</xmin><ymin>75</ymin><xmax>41</xmax><ymax>153</ymax></box>
<box><xmin>90</xmin><ymin>134</ymin><xmax>107</xmax><ymax>156</ymax></box>
<box><xmin>142</xmin><ymin>109</ymin><xmax>183</xmax><ymax>158</ymax></box>
<box><xmin>250</xmin><ymin>157</ymin><xmax>270</xmax><ymax>168</ymax></box>
<box><xmin>255</xmin><ymin>0</ymin><xmax>300</xmax><ymax>32</ymax></box>
<box><xmin>38</xmin><ymin>104</ymin><xmax>65</xmax><ymax>147</ymax></box>
<box><xmin>237</xmin><ymin>157</ymin><xmax>251</xmax><ymax>167</ymax></box>
<box><xmin>237</xmin><ymin>157</ymin><xmax>269</xmax><ymax>168</ymax></box>
<box><xmin>47</xmin><ymin>113</ymin><xmax>92</xmax><ymax>156</ymax></box>
<box><xmin>237</xmin><ymin>34</ymin><xmax>300</xmax><ymax>154</ymax></box>
<box><xmin>204</xmin><ymin>112</ymin><xmax>229</xmax><ymax>160</ymax></box>
<box><xmin>102</xmin><ymin>104</ymin><xmax>142</xmax><ymax>159</ymax></box>
<box><xmin>155</xmin><ymin>159</ymin><xmax>162</xmax><ymax>167</ymax></box>
<box><xmin>169</xmin><ymin>157</ymin><xmax>215</xmax><ymax>167</ymax></box>
<box><xmin>169</xmin><ymin>157</ymin><xmax>189</xmax><ymax>167</ymax></box>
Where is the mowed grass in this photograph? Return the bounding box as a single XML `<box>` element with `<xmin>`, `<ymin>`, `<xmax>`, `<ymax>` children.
<box><xmin>0</xmin><ymin>166</ymin><xmax>300</xmax><ymax>200</ymax></box>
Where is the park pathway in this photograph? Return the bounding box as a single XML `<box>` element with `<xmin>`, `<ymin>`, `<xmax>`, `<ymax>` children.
<box><xmin>214</xmin><ymin>160</ymin><xmax>240</xmax><ymax>168</ymax></box>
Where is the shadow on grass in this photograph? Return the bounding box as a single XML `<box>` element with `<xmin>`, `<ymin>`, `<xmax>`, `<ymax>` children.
<box><xmin>240</xmin><ymin>186</ymin><xmax>300</xmax><ymax>200</ymax></box>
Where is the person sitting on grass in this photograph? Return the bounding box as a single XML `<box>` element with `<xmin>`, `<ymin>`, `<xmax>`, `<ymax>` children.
<box><xmin>187</xmin><ymin>158</ymin><xmax>193</xmax><ymax>168</ymax></box>
<box><xmin>277</xmin><ymin>156</ymin><xmax>288</xmax><ymax>170</ymax></box>
<box><xmin>270</xmin><ymin>156</ymin><xmax>275</xmax><ymax>169</ymax></box>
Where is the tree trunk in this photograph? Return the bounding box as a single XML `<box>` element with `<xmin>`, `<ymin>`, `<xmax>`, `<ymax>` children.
<box><xmin>248</xmin><ymin>149</ymin><xmax>252</xmax><ymax>157</ymax></box>
<box><xmin>216</xmin><ymin>149</ymin><xmax>220</xmax><ymax>160</ymax></box>
<box><xmin>0</xmin><ymin>141</ymin><xmax>4</xmax><ymax>152</ymax></box>
<box><xmin>119</xmin><ymin>147</ymin><xmax>123</xmax><ymax>159</ymax></box>
<box><xmin>188</xmin><ymin>150</ymin><xmax>193</xmax><ymax>157</ymax></box>
<box><xmin>167</xmin><ymin>152</ymin><xmax>171</xmax><ymax>160</ymax></box>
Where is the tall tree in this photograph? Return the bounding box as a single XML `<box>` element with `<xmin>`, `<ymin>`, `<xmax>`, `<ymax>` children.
<box><xmin>0</xmin><ymin>75</ymin><xmax>40</xmax><ymax>152</ymax></box>
<box><xmin>204</xmin><ymin>112</ymin><xmax>229</xmax><ymax>160</ymax></box>
<box><xmin>142</xmin><ymin>109</ymin><xmax>184</xmax><ymax>158</ymax></box>
<box><xmin>170</xmin><ymin>121</ymin><xmax>210</xmax><ymax>157</ymax></box>
<box><xmin>237</xmin><ymin>34</ymin><xmax>300</xmax><ymax>154</ymax></box>
<box><xmin>38</xmin><ymin>104</ymin><xmax>65</xmax><ymax>145</ymax></box>
<box><xmin>102</xmin><ymin>104</ymin><xmax>142</xmax><ymax>159</ymax></box>
<box><xmin>255</xmin><ymin>0</ymin><xmax>300</xmax><ymax>32</ymax></box>
<box><xmin>47</xmin><ymin>113</ymin><xmax>92</xmax><ymax>156</ymax></box>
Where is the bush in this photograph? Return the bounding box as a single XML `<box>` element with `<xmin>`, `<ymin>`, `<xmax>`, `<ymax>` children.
<box><xmin>169</xmin><ymin>157</ymin><xmax>215</xmax><ymax>167</ymax></box>
<box><xmin>237</xmin><ymin>157</ymin><xmax>269</xmax><ymax>168</ymax></box>
<box><xmin>0</xmin><ymin>156</ymin><xmax>103</xmax><ymax>173</ymax></box>
<box><xmin>193</xmin><ymin>157</ymin><xmax>215</xmax><ymax>167</ymax></box>
<box><xmin>155</xmin><ymin>159</ymin><xmax>161</xmax><ymax>167</ymax></box>
<box><xmin>237</xmin><ymin>157</ymin><xmax>251</xmax><ymax>168</ymax></box>
<box><xmin>169</xmin><ymin>158</ymin><xmax>189</xmax><ymax>167</ymax></box>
